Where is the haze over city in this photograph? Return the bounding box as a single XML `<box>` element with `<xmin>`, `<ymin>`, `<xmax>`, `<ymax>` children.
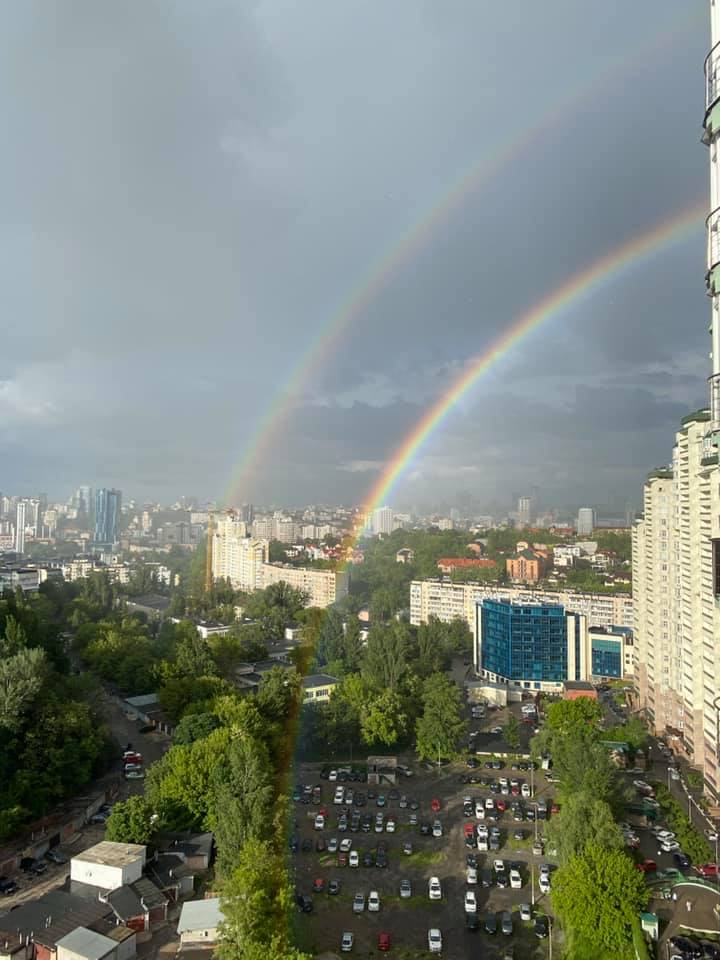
<box><xmin>0</xmin><ymin>1</ymin><xmax>709</xmax><ymax>508</ymax></box>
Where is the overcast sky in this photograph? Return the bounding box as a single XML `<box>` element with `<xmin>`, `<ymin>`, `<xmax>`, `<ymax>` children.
<box><xmin>0</xmin><ymin>1</ymin><xmax>710</xmax><ymax>514</ymax></box>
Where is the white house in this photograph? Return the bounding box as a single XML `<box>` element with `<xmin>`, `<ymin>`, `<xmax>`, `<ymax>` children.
<box><xmin>71</xmin><ymin>842</ymin><xmax>146</xmax><ymax>891</ymax></box>
<box><xmin>177</xmin><ymin>898</ymin><xmax>225</xmax><ymax>948</ymax></box>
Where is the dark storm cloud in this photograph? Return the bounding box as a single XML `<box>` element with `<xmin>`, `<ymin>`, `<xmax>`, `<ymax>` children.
<box><xmin>0</xmin><ymin>0</ymin><xmax>710</xmax><ymax>509</ymax></box>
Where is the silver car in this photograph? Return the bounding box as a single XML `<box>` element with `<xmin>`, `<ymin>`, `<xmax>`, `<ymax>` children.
<box><xmin>400</xmin><ymin>879</ymin><xmax>412</xmax><ymax>899</ymax></box>
<box><xmin>352</xmin><ymin>893</ymin><xmax>365</xmax><ymax>914</ymax></box>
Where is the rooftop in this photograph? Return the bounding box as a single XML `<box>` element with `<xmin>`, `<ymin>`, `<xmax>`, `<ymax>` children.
<box><xmin>73</xmin><ymin>840</ymin><xmax>146</xmax><ymax>868</ymax></box>
<box><xmin>302</xmin><ymin>674</ymin><xmax>339</xmax><ymax>688</ymax></box>
<box><xmin>55</xmin><ymin>927</ymin><xmax>117</xmax><ymax>960</ymax></box>
<box><xmin>177</xmin><ymin>898</ymin><xmax>224</xmax><ymax>934</ymax></box>
<box><xmin>563</xmin><ymin>681</ymin><xmax>594</xmax><ymax>691</ymax></box>
<box><xmin>1</xmin><ymin>891</ymin><xmax>113</xmax><ymax>944</ymax></box>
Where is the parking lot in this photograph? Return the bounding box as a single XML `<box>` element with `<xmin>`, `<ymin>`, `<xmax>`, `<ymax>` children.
<box><xmin>290</xmin><ymin>754</ymin><xmax>559</xmax><ymax>960</ymax></box>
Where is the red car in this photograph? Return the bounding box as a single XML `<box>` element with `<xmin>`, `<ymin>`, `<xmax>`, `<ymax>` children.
<box><xmin>312</xmin><ymin>877</ymin><xmax>326</xmax><ymax>892</ymax></box>
<box><xmin>338</xmin><ymin>852</ymin><xmax>348</xmax><ymax>867</ymax></box>
<box><xmin>123</xmin><ymin>752</ymin><xmax>143</xmax><ymax>764</ymax></box>
<box><xmin>318</xmin><ymin>806</ymin><xmax>328</xmax><ymax>818</ymax></box>
<box><xmin>496</xmin><ymin>799</ymin><xmax>506</xmax><ymax>812</ymax></box>
<box><xmin>464</xmin><ymin>823</ymin><xmax>476</xmax><ymax>839</ymax></box>
<box><xmin>696</xmin><ymin>863</ymin><xmax>720</xmax><ymax>877</ymax></box>
<box><xmin>430</xmin><ymin>798</ymin><xmax>441</xmax><ymax>813</ymax></box>
<box><xmin>551</xmin><ymin>803</ymin><xmax>560</xmax><ymax>814</ymax></box>
<box><xmin>634</xmin><ymin>859</ymin><xmax>657</xmax><ymax>873</ymax></box>
<box><xmin>378</xmin><ymin>933</ymin><xmax>391</xmax><ymax>952</ymax></box>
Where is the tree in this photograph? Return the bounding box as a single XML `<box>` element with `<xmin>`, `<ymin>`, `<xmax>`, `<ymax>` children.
<box><xmin>211</xmin><ymin>736</ymin><xmax>275</xmax><ymax>877</ymax></box>
<box><xmin>106</xmin><ymin>796</ymin><xmax>157</xmax><ymax>845</ymax></box>
<box><xmin>362</xmin><ymin>622</ymin><xmax>410</xmax><ymax>691</ymax></box>
<box><xmin>503</xmin><ymin>713</ymin><xmax>520</xmax><ymax>749</ymax></box>
<box><xmin>174</xmin><ymin>712</ymin><xmax>221</xmax><ymax>745</ymax></box>
<box><xmin>545</xmin><ymin>697</ymin><xmax>603</xmax><ymax>736</ymax></box>
<box><xmin>361</xmin><ymin>690</ymin><xmax>408</xmax><ymax>747</ymax></box>
<box><xmin>218</xmin><ymin>839</ymin><xmax>295</xmax><ymax>958</ymax></box>
<box><xmin>167</xmin><ymin>622</ymin><xmax>218</xmax><ymax>679</ymax></box>
<box><xmin>550</xmin><ymin>730</ymin><xmax>626</xmax><ymax>811</ymax></box>
<box><xmin>551</xmin><ymin>842</ymin><xmax>648</xmax><ymax>952</ymax></box>
<box><xmin>415</xmin><ymin>673</ymin><xmax>467</xmax><ymax>761</ymax></box>
<box><xmin>545</xmin><ymin>792</ymin><xmax>623</xmax><ymax>864</ymax></box>
<box><xmin>0</xmin><ymin>647</ymin><xmax>46</xmax><ymax>730</ymax></box>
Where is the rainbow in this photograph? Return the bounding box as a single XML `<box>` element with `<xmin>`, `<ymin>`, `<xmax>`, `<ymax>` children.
<box><xmin>223</xmin><ymin>10</ymin><xmax>700</xmax><ymax>506</ymax></box>
<box><xmin>347</xmin><ymin>201</ymin><xmax>705</xmax><ymax>541</ymax></box>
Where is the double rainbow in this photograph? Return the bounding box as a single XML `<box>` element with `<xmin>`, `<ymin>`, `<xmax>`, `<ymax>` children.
<box><xmin>346</xmin><ymin>201</ymin><xmax>704</xmax><ymax>542</ymax></box>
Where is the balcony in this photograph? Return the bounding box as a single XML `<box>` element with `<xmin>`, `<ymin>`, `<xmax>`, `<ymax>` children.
<box><xmin>706</xmin><ymin>42</ymin><xmax>720</xmax><ymax>125</ymax></box>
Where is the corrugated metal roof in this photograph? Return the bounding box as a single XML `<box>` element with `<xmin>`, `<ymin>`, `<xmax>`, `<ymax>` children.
<box><xmin>177</xmin><ymin>898</ymin><xmax>223</xmax><ymax>934</ymax></box>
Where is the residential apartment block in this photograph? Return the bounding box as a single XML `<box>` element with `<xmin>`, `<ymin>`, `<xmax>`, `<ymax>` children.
<box><xmin>631</xmin><ymin>1</ymin><xmax>720</xmax><ymax>798</ymax></box>
<box><xmin>410</xmin><ymin>579</ymin><xmax>633</xmax><ymax>634</ymax></box>
<box><xmin>260</xmin><ymin>562</ymin><xmax>348</xmax><ymax>608</ymax></box>
<box><xmin>211</xmin><ymin>518</ymin><xmax>268</xmax><ymax>591</ymax></box>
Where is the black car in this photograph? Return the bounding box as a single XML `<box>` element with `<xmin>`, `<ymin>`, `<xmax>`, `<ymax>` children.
<box><xmin>0</xmin><ymin>878</ymin><xmax>18</xmax><ymax>895</ymax></box>
<box><xmin>363</xmin><ymin>852</ymin><xmax>374</xmax><ymax>867</ymax></box>
<box><xmin>673</xmin><ymin>852</ymin><xmax>691</xmax><ymax>870</ymax></box>
<box><xmin>328</xmin><ymin>879</ymin><xmax>341</xmax><ymax>896</ymax></box>
<box><xmin>495</xmin><ymin>871</ymin><xmax>508</xmax><ymax>888</ymax></box>
<box><xmin>361</xmin><ymin>814</ymin><xmax>372</xmax><ymax>832</ymax></box>
<box><xmin>301</xmin><ymin>839</ymin><xmax>313</xmax><ymax>853</ymax></box>
<box><xmin>297</xmin><ymin>894</ymin><xmax>313</xmax><ymax>913</ymax></box>
<box><xmin>20</xmin><ymin>858</ymin><xmax>46</xmax><ymax>875</ymax></box>
<box><xmin>534</xmin><ymin>916</ymin><xmax>549</xmax><ymax>939</ymax></box>
<box><xmin>480</xmin><ymin>868</ymin><xmax>493</xmax><ymax>887</ymax></box>
<box><xmin>420</xmin><ymin>822</ymin><xmax>432</xmax><ymax>835</ymax></box>
<box><xmin>45</xmin><ymin>849</ymin><xmax>68</xmax><ymax>864</ymax></box>
<box><xmin>463</xmin><ymin>801</ymin><xmax>474</xmax><ymax>817</ymax></box>
<box><xmin>290</xmin><ymin>835</ymin><xmax>299</xmax><ymax>852</ymax></box>
<box><xmin>484</xmin><ymin>912</ymin><xmax>497</xmax><ymax>934</ymax></box>
<box><xmin>669</xmin><ymin>936</ymin><xmax>703</xmax><ymax>959</ymax></box>
<box><xmin>514</xmin><ymin>829</ymin><xmax>526</xmax><ymax>841</ymax></box>
<box><xmin>700</xmin><ymin>941</ymin><xmax>720</xmax><ymax>960</ymax></box>
<box><xmin>466</xmin><ymin>758</ymin><xmax>478</xmax><ymax>769</ymax></box>
<box><xmin>367</xmin><ymin>790</ymin><xmax>376</xmax><ymax>800</ymax></box>
<box><xmin>376</xmin><ymin>842</ymin><xmax>388</xmax><ymax>867</ymax></box>
<box><xmin>388</xmin><ymin>790</ymin><xmax>399</xmax><ymax>801</ymax></box>
<box><xmin>466</xmin><ymin>853</ymin><xmax>478</xmax><ymax>868</ymax></box>
<box><xmin>355</xmin><ymin>793</ymin><xmax>366</xmax><ymax>806</ymax></box>
<box><xmin>409</xmin><ymin>799</ymin><xmax>419</xmax><ymax>810</ymax></box>
<box><xmin>465</xmin><ymin>912</ymin><xmax>480</xmax><ymax>932</ymax></box>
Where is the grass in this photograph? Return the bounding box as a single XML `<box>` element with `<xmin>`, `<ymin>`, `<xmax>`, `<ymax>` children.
<box><xmin>406</xmin><ymin>849</ymin><xmax>446</xmax><ymax>867</ymax></box>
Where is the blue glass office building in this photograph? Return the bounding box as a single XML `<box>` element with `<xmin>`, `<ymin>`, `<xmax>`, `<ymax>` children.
<box><xmin>94</xmin><ymin>488</ymin><xmax>122</xmax><ymax>546</ymax></box>
<box><xmin>476</xmin><ymin>599</ymin><xmax>585</xmax><ymax>691</ymax></box>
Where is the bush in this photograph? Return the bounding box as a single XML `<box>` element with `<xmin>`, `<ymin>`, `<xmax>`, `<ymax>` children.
<box><xmin>652</xmin><ymin>783</ymin><xmax>713</xmax><ymax>863</ymax></box>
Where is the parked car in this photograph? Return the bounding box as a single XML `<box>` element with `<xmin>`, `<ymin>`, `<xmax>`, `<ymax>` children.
<box><xmin>510</xmin><ymin>869</ymin><xmax>522</xmax><ymax>889</ymax></box>
<box><xmin>314</xmin><ymin>814</ymin><xmax>325</xmax><ymax>830</ymax></box>
<box><xmin>430</xmin><ymin>797</ymin><xmax>441</xmax><ymax>812</ymax></box>
<box><xmin>377</xmin><ymin>933</ymin><xmax>391</xmax><ymax>952</ymax></box>
<box><xmin>428</xmin><ymin>876</ymin><xmax>442</xmax><ymax>900</ymax></box>
<box><xmin>20</xmin><ymin>857</ymin><xmax>46</xmax><ymax>875</ymax></box>
<box><xmin>432</xmin><ymin>820</ymin><xmax>443</xmax><ymax>838</ymax></box>
<box><xmin>696</xmin><ymin>863</ymin><xmax>720</xmax><ymax>877</ymax></box>
<box><xmin>501</xmin><ymin>911</ymin><xmax>513</xmax><ymax>936</ymax></box>
<box><xmin>125</xmin><ymin>770</ymin><xmax>144</xmax><ymax>780</ymax></box>
<box><xmin>339</xmin><ymin>838</ymin><xmax>353</xmax><ymax>852</ymax></box>
<box><xmin>348</xmin><ymin>851</ymin><xmax>359</xmax><ymax>868</ymax></box>
<box><xmin>467</xmin><ymin>865</ymin><xmax>478</xmax><ymax>884</ymax></box>
<box><xmin>484</xmin><ymin>911</ymin><xmax>497</xmax><ymax>934</ymax></box>
<box><xmin>297</xmin><ymin>894</ymin><xmax>313</xmax><ymax>913</ymax></box>
<box><xmin>312</xmin><ymin>877</ymin><xmax>326</xmax><ymax>893</ymax></box>
<box><xmin>340</xmin><ymin>932</ymin><xmax>354</xmax><ymax>953</ymax></box>
<box><xmin>465</xmin><ymin>912</ymin><xmax>480</xmax><ymax>932</ymax></box>
<box><xmin>0</xmin><ymin>878</ymin><xmax>19</xmax><ymax>895</ymax></box>
<box><xmin>427</xmin><ymin>929</ymin><xmax>442</xmax><ymax>953</ymax></box>
<box><xmin>399</xmin><ymin>879</ymin><xmax>412</xmax><ymax>899</ymax></box>
<box><xmin>44</xmin><ymin>849</ymin><xmax>68</xmax><ymax>864</ymax></box>
<box><xmin>520</xmin><ymin>903</ymin><xmax>532</xmax><ymax>922</ymax></box>
<box><xmin>534</xmin><ymin>916</ymin><xmax>549</xmax><ymax>939</ymax></box>
<box><xmin>328</xmin><ymin>879</ymin><xmax>341</xmax><ymax>896</ymax></box>
<box><xmin>352</xmin><ymin>893</ymin><xmax>365</xmax><ymax>913</ymax></box>
<box><xmin>368</xmin><ymin>891</ymin><xmax>380</xmax><ymax>912</ymax></box>
<box><xmin>464</xmin><ymin>890</ymin><xmax>477</xmax><ymax>914</ymax></box>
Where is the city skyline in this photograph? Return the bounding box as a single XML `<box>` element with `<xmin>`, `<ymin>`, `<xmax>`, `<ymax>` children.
<box><xmin>0</xmin><ymin>1</ymin><xmax>708</xmax><ymax>507</ymax></box>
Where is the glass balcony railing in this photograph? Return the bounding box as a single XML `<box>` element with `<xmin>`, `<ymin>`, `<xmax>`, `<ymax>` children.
<box><xmin>707</xmin><ymin>206</ymin><xmax>720</xmax><ymax>275</ymax></box>
<box><xmin>706</xmin><ymin>42</ymin><xmax>720</xmax><ymax>114</ymax></box>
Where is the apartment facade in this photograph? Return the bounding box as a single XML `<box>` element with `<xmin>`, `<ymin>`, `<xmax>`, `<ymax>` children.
<box><xmin>410</xmin><ymin>578</ymin><xmax>633</xmax><ymax>633</ymax></box>
<box><xmin>211</xmin><ymin>518</ymin><xmax>268</xmax><ymax>591</ymax></box>
<box><xmin>630</xmin><ymin>1</ymin><xmax>720</xmax><ymax>797</ymax></box>
<box><xmin>260</xmin><ymin>562</ymin><xmax>348</xmax><ymax>608</ymax></box>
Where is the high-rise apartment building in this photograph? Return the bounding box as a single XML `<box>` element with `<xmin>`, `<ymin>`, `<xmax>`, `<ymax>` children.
<box><xmin>516</xmin><ymin>497</ymin><xmax>532</xmax><ymax>528</ymax></box>
<box><xmin>372</xmin><ymin>506</ymin><xmax>393</xmax><ymax>536</ymax></box>
<box><xmin>14</xmin><ymin>501</ymin><xmax>26</xmax><ymax>554</ymax></box>
<box><xmin>94</xmin><ymin>488</ymin><xmax>122</xmax><ymax>546</ymax></box>
<box><xmin>76</xmin><ymin>486</ymin><xmax>93</xmax><ymax>518</ymax></box>
<box><xmin>576</xmin><ymin>508</ymin><xmax>595</xmax><ymax>536</ymax></box>
<box><xmin>632</xmin><ymin>5</ymin><xmax>720</xmax><ymax>797</ymax></box>
<box><xmin>211</xmin><ymin>517</ymin><xmax>268</xmax><ymax>591</ymax></box>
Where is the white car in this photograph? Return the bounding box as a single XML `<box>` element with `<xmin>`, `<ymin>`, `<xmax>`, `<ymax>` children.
<box><xmin>467</xmin><ymin>866</ymin><xmax>478</xmax><ymax>884</ymax></box>
<box><xmin>341</xmin><ymin>932</ymin><xmax>354</xmax><ymax>953</ymax></box>
<box><xmin>340</xmin><ymin>838</ymin><xmax>353</xmax><ymax>852</ymax></box>
<box><xmin>538</xmin><ymin>866</ymin><xmax>550</xmax><ymax>894</ymax></box>
<box><xmin>464</xmin><ymin>890</ymin><xmax>477</xmax><ymax>914</ymax></box>
<box><xmin>399</xmin><ymin>879</ymin><xmax>412</xmax><ymax>899</ymax></box>
<box><xmin>493</xmin><ymin>859</ymin><xmax>505</xmax><ymax>873</ymax></box>
<box><xmin>475</xmin><ymin>800</ymin><xmax>484</xmax><ymax>818</ymax></box>
<box><xmin>485</xmin><ymin>797</ymin><xmax>495</xmax><ymax>810</ymax></box>
<box><xmin>491</xmin><ymin>726</ymin><xmax>503</xmax><ymax>734</ymax></box>
<box><xmin>669</xmin><ymin>768</ymin><xmax>681</xmax><ymax>781</ymax></box>
<box><xmin>510</xmin><ymin>869</ymin><xmax>522</xmax><ymax>889</ymax></box>
<box><xmin>368</xmin><ymin>891</ymin><xmax>380</xmax><ymax>912</ymax></box>
<box><xmin>386</xmin><ymin>819</ymin><xmax>396</xmax><ymax>833</ymax></box>
<box><xmin>349</xmin><ymin>851</ymin><xmax>359</xmax><ymax>867</ymax></box>
<box><xmin>428</xmin><ymin>929</ymin><xmax>442</xmax><ymax>954</ymax></box>
<box><xmin>125</xmin><ymin>770</ymin><xmax>144</xmax><ymax>780</ymax></box>
<box><xmin>521</xmin><ymin>783</ymin><xmax>531</xmax><ymax>798</ymax></box>
<box><xmin>352</xmin><ymin>893</ymin><xmax>365</xmax><ymax>913</ymax></box>
<box><xmin>656</xmin><ymin>830</ymin><xmax>675</xmax><ymax>841</ymax></box>
<box><xmin>520</xmin><ymin>903</ymin><xmax>532</xmax><ymax>922</ymax></box>
<box><xmin>329</xmin><ymin>770</ymin><xmax>338</xmax><ymax>781</ymax></box>
<box><xmin>428</xmin><ymin>876</ymin><xmax>442</xmax><ymax>900</ymax></box>
<box><xmin>333</xmin><ymin>787</ymin><xmax>345</xmax><ymax>804</ymax></box>
<box><xmin>432</xmin><ymin>820</ymin><xmax>443</xmax><ymax>838</ymax></box>
<box><xmin>706</xmin><ymin>827</ymin><xmax>719</xmax><ymax>842</ymax></box>
<box><xmin>633</xmin><ymin>779</ymin><xmax>653</xmax><ymax>794</ymax></box>
<box><xmin>499</xmin><ymin>778</ymin><xmax>509</xmax><ymax>789</ymax></box>
<box><xmin>314</xmin><ymin>814</ymin><xmax>325</xmax><ymax>830</ymax></box>
<box><xmin>328</xmin><ymin>837</ymin><xmax>338</xmax><ymax>853</ymax></box>
<box><xmin>660</xmin><ymin>840</ymin><xmax>680</xmax><ymax>853</ymax></box>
